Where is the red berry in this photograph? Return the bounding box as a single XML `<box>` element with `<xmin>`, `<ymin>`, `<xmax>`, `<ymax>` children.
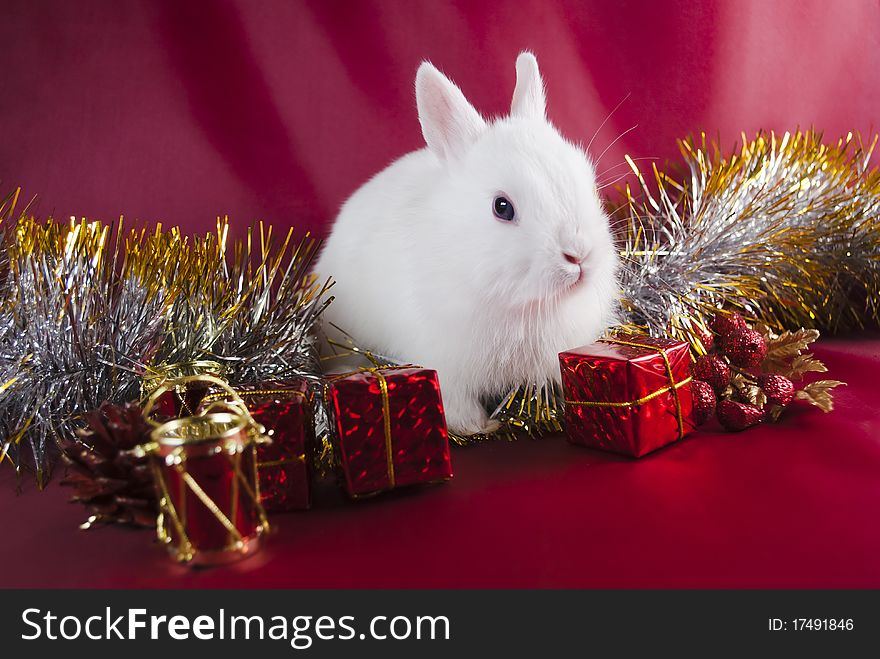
<box><xmin>693</xmin><ymin>355</ymin><xmax>731</xmax><ymax>391</ymax></box>
<box><xmin>758</xmin><ymin>374</ymin><xmax>795</xmax><ymax>407</ymax></box>
<box><xmin>716</xmin><ymin>399</ymin><xmax>764</xmax><ymax>431</ymax></box>
<box><xmin>723</xmin><ymin>328</ymin><xmax>768</xmax><ymax>368</ymax></box>
<box><xmin>690</xmin><ymin>380</ymin><xmax>717</xmax><ymax>425</ymax></box>
<box><xmin>693</xmin><ymin>325</ymin><xmax>715</xmax><ymax>353</ymax></box>
<box><xmin>709</xmin><ymin>312</ymin><xmax>746</xmax><ymax>337</ymax></box>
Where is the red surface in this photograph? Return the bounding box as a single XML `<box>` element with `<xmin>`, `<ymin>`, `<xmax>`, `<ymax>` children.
<box><xmin>2</xmin><ymin>339</ymin><xmax>879</xmax><ymax>588</ymax></box>
<box><xmin>1</xmin><ymin>1</ymin><xmax>879</xmax><ymax>237</ymax></box>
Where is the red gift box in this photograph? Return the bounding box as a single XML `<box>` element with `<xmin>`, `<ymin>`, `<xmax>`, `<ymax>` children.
<box><xmin>324</xmin><ymin>366</ymin><xmax>453</xmax><ymax>498</ymax></box>
<box><xmin>559</xmin><ymin>335</ymin><xmax>696</xmax><ymax>457</ymax></box>
<box><xmin>199</xmin><ymin>380</ymin><xmax>315</xmax><ymax>512</ymax></box>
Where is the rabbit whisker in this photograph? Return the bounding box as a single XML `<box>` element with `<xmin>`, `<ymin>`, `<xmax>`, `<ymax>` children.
<box><xmin>594</xmin><ymin>124</ymin><xmax>639</xmax><ymax>170</ymax></box>
<box><xmin>587</xmin><ymin>92</ymin><xmax>631</xmax><ymax>155</ymax></box>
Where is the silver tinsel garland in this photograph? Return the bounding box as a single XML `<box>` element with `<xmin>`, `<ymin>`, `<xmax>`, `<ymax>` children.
<box><xmin>1</xmin><ymin>219</ymin><xmax>166</xmax><ymax>485</ymax></box>
<box><xmin>618</xmin><ymin>130</ymin><xmax>880</xmax><ymax>348</ymax></box>
<box><xmin>133</xmin><ymin>222</ymin><xmax>333</xmax><ymax>385</ymax></box>
<box><xmin>0</xmin><ymin>213</ymin><xmax>330</xmax><ymax>485</ymax></box>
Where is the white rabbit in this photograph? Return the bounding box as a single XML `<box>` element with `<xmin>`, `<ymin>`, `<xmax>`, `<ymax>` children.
<box><xmin>315</xmin><ymin>52</ymin><xmax>619</xmax><ymax>434</ymax></box>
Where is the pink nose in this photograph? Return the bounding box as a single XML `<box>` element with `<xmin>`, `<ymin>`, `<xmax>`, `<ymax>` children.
<box><xmin>564</xmin><ymin>252</ymin><xmax>582</xmax><ymax>265</ymax></box>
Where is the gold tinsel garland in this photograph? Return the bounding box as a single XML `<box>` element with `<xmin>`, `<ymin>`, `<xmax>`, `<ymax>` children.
<box><xmin>0</xmin><ymin>200</ymin><xmax>330</xmax><ymax>484</ymax></box>
<box><xmin>619</xmin><ymin>130</ymin><xmax>880</xmax><ymax>351</ymax></box>
<box><xmin>0</xmin><ymin>130</ymin><xmax>877</xmax><ymax>466</ymax></box>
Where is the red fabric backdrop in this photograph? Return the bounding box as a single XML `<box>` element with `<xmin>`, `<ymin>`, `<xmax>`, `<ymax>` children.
<box><xmin>1</xmin><ymin>0</ymin><xmax>879</xmax><ymax>235</ymax></box>
<box><xmin>2</xmin><ymin>1</ymin><xmax>880</xmax><ymax>589</ymax></box>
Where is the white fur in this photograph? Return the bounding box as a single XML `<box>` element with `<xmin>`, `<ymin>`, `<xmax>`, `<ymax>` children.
<box><xmin>315</xmin><ymin>52</ymin><xmax>619</xmax><ymax>434</ymax></box>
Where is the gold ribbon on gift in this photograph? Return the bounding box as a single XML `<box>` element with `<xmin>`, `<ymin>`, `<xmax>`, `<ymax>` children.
<box><xmin>564</xmin><ymin>337</ymin><xmax>693</xmax><ymax>439</ymax></box>
<box><xmin>324</xmin><ymin>364</ymin><xmax>419</xmax><ymax>489</ymax></box>
<box><xmin>200</xmin><ymin>387</ymin><xmax>311</xmax><ymax>470</ymax></box>
<box><xmin>199</xmin><ymin>386</ymin><xmax>310</xmax><ymax>421</ymax></box>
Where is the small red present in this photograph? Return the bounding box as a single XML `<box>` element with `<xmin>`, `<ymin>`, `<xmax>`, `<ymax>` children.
<box><xmin>559</xmin><ymin>334</ymin><xmax>696</xmax><ymax>457</ymax></box>
<box><xmin>199</xmin><ymin>379</ymin><xmax>315</xmax><ymax>512</ymax></box>
<box><xmin>324</xmin><ymin>366</ymin><xmax>453</xmax><ymax>498</ymax></box>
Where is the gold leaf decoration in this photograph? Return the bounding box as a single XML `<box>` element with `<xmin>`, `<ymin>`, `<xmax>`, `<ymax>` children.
<box><xmin>728</xmin><ymin>372</ymin><xmax>768</xmax><ymax>408</ymax></box>
<box><xmin>761</xmin><ymin>328</ymin><xmax>821</xmax><ymax>373</ymax></box>
<box><xmin>794</xmin><ymin>380</ymin><xmax>846</xmax><ymax>412</ymax></box>
<box><xmin>785</xmin><ymin>354</ymin><xmax>829</xmax><ymax>381</ymax></box>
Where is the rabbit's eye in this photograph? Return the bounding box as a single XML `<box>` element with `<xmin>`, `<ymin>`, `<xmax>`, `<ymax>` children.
<box><xmin>493</xmin><ymin>196</ymin><xmax>516</xmax><ymax>222</ymax></box>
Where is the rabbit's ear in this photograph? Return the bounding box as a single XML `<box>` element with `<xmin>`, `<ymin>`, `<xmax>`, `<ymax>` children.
<box><xmin>510</xmin><ymin>52</ymin><xmax>546</xmax><ymax>119</ymax></box>
<box><xmin>416</xmin><ymin>62</ymin><xmax>486</xmax><ymax>160</ymax></box>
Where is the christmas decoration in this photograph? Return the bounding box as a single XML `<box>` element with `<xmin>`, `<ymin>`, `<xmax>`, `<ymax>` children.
<box><xmin>144</xmin><ymin>372</ymin><xmax>317</xmax><ymax>512</ymax></box>
<box><xmin>323</xmin><ymin>366</ymin><xmax>453</xmax><ymax>498</ymax></box>
<box><xmin>322</xmin><ymin>324</ymin><xmax>567</xmax><ymax>445</ymax></box>
<box><xmin>690</xmin><ymin>314</ymin><xmax>844</xmax><ymax>428</ymax></box>
<box><xmin>709</xmin><ymin>312</ymin><xmax>747</xmax><ymax>337</ymax></box>
<box><xmin>756</xmin><ymin>325</ymin><xmax>845</xmax><ymax>415</ymax></box>
<box><xmin>136</xmin><ymin>409</ymin><xmax>270</xmax><ymax>565</ymax></box>
<box><xmin>692</xmin><ymin>355</ymin><xmax>731</xmax><ymax>392</ymax></box>
<box><xmin>693</xmin><ymin>324</ymin><xmax>715</xmax><ymax>353</ymax></box>
<box><xmin>0</xmin><ymin>204</ymin><xmax>330</xmax><ymax>486</ymax></box>
<box><xmin>757</xmin><ymin>374</ymin><xmax>795</xmax><ymax>408</ymax></box>
<box><xmin>135</xmin><ymin>221</ymin><xmax>332</xmax><ymax>385</ymax></box>
<box><xmin>716</xmin><ymin>399</ymin><xmax>764</xmax><ymax>431</ymax></box>
<box><xmin>722</xmin><ymin>327</ymin><xmax>768</xmax><ymax>368</ymax></box>
<box><xmin>1</xmin><ymin>216</ymin><xmax>167</xmax><ymax>486</ymax></box>
<box><xmin>690</xmin><ymin>380</ymin><xmax>717</xmax><ymax>426</ymax></box>
<box><xmin>559</xmin><ymin>335</ymin><xmax>696</xmax><ymax>457</ymax></box>
<box><xmin>199</xmin><ymin>379</ymin><xmax>315</xmax><ymax>512</ymax></box>
<box><xmin>462</xmin><ymin>131</ymin><xmax>874</xmax><ymax>439</ymax></box>
<box><xmin>424</xmin><ymin>382</ymin><xmax>564</xmax><ymax>446</ymax></box>
<box><xmin>618</xmin><ymin>130</ymin><xmax>880</xmax><ymax>348</ymax></box>
<box><xmin>59</xmin><ymin>402</ymin><xmax>157</xmax><ymax>529</ymax></box>
<box><xmin>143</xmin><ymin>360</ymin><xmax>228</xmax><ymax>421</ymax></box>
<box><xmin>6</xmin><ymin>128</ymin><xmax>872</xmax><ymax>463</ymax></box>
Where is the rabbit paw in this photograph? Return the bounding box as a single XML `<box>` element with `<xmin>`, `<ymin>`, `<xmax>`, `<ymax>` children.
<box><xmin>445</xmin><ymin>394</ymin><xmax>499</xmax><ymax>436</ymax></box>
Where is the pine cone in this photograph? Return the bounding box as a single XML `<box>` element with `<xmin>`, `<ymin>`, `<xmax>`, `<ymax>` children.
<box><xmin>59</xmin><ymin>402</ymin><xmax>157</xmax><ymax>529</ymax></box>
